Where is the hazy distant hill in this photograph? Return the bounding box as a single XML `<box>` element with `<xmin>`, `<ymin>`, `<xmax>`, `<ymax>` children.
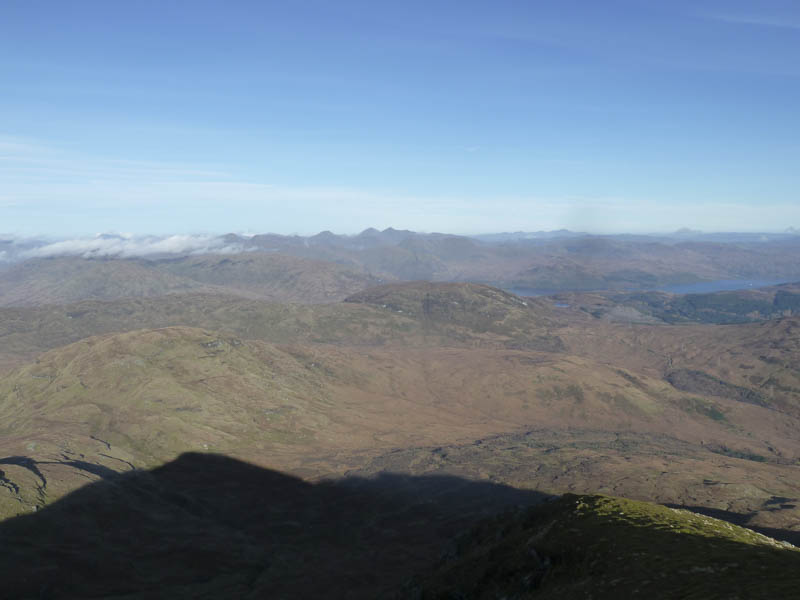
<box><xmin>343</xmin><ymin>281</ymin><xmax>558</xmax><ymax>346</ymax></box>
<box><xmin>149</xmin><ymin>252</ymin><xmax>387</xmax><ymax>303</ymax></box>
<box><xmin>0</xmin><ymin>257</ymin><xmax>223</xmax><ymax>307</ymax></box>
<box><xmin>556</xmin><ymin>281</ymin><xmax>800</xmax><ymax>324</ymax></box>
<box><xmin>0</xmin><ymin>253</ymin><xmax>387</xmax><ymax>308</ymax></box>
<box><xmin>0</xmin><ymin>283</ymin><xmax>562</xmax><ymax>372</ymax></box>
<box><xmin>8</xmin><ymin>229</ymin><xmax>800</xmax><ymax>295</ymax></box>
<box><xmin>470</xmin><ymin>229</ymin><xmax>589</xmax><ymax>242</ymax></box>
<box><xmin>230</xmin><ymin>228</ymin><xmax>800</xmax><ymax>291</ymax></box>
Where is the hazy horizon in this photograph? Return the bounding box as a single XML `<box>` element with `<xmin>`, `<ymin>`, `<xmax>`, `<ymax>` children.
<box><xmin>3</xmin><ymin>224</ymin><xmax>800</xmax><ymax>241</ymax></box>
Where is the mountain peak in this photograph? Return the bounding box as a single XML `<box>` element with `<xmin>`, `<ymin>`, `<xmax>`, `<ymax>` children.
<box><xmin>357</xmin><ymin>227</ymin><xmax>381</xmax><ymax>236</ymax></box>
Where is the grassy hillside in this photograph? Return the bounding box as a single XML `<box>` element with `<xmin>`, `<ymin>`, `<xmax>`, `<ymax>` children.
<box><xmin>343</xmin><ymin>281</ymin><xmax>562</xmax><ymax>349</ymax></box>
<box><xmin>0</xmin><ymin>283</ymin><xmax>563</xmax><ymax>372</ymax></box>
<box><xmin>352</xmin><ymin>429</ymin><xmax>800</xmax><ymax>545</ymax></box>
<box><xmin>1</xmin><ymin>320</ymin><xmax>799</xmax><ymax>528</ymax></box>
<box><xmin>404</xmin><ymin>493</ymin><xmax>800</xmax><ymax>599</ymax></box>
<box><xmin>559</xmin><ymin>316</ymin><xmax>800</xmax><ymax>418</ymax></box>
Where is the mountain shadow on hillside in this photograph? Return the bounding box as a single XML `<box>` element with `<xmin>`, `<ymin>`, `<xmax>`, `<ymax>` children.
<box><xmin>2</xmin><ymin>454</ymin><xmax>800</xmax><ymax>599</ymax></box>
<box><xmin>0</xmin><ymin>452</ymin><xmax>548</xmax><ymax>599</ymax></box>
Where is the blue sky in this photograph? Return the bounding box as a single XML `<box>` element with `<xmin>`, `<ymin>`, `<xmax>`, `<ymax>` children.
<box><xmin>1</xmin><ymin>0</ymin><xmax>799</xmax><ymax>236</ymax></box>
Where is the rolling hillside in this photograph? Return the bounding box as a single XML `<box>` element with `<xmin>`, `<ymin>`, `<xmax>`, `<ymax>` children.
<box><xmin>1</xmin><ymin>313</ymin><xmax>799</xmax><ymax>532</ymax></box>
<box><xmin>0</xmin><ymin>283</ymin><xmax>563</xmax><ymax>372</ymax></box>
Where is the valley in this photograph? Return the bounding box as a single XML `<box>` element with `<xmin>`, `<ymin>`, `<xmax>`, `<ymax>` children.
<box><xmin>1</xmin><ymin>232</ymin><xmax>800</xmax><ymax>597</ymax></box>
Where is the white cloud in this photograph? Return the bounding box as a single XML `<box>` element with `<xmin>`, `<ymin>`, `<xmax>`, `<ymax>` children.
<box><xmin>20</xmin><ymin>234</ymin><xmax>244</xmax><ymax>259</ymax></box>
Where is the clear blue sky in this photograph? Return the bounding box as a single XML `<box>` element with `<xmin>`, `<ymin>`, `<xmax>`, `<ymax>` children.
<box><xmin>1</xmin><ymin>0</ymin><xmax>799</xmax><ymax>236</ymax></box>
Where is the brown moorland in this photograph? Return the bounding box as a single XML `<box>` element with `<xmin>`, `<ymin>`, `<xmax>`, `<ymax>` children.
<box><xmin>0</xmin><ymin>281</ymin><xmax>798</xmax><ymax>539</ymax></box>
<box><xmin>0</xmin><ymin>295</ymin><xmax>798</xmax><ymax>537</ymax></box>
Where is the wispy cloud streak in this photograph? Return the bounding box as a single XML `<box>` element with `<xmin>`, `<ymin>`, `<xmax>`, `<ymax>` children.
<box><xmin>705</xmin><ymin>13</ymin><xmax>800</xmax><ymax>30</ymax></box>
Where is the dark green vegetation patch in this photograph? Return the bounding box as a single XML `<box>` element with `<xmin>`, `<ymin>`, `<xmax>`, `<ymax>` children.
<box><xmin>403</xmin><ymin>494</ymin><xmax>800</xmax><ymax>600</ymax></box>
<box><xmin>666</xmin><ymin>369</ymin><xmax>770</xmax><ymax>408</ymax></box>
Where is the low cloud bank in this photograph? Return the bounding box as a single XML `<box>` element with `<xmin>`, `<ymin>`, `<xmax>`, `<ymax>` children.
<box><xmin>17</xmin><ymin>234</ymin><xmax>245</xmax><ymax>260</ymax></box>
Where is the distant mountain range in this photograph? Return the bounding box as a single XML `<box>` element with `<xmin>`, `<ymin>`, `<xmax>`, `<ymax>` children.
<box><xmin>4</xmin><ymin>228</ymin><xmax>800</xmax><ymax>301</ymax></box>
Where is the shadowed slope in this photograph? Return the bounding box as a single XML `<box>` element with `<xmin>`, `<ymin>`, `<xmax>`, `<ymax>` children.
<box><xmin>0</xmin><ymin>452</ymin><xmax>547</xmax><ymax>599</ymax></box>
<box><xmin>1</xmin><ymin>454</ymin><xmax>797</xmax><ymax>599</ymax></box>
